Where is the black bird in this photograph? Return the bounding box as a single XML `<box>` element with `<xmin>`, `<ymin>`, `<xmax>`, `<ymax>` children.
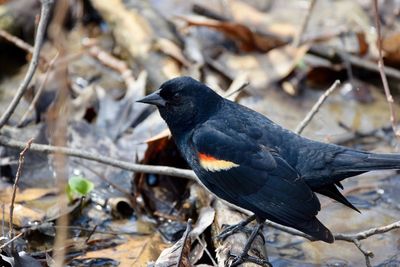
<box><xmin>138</xmin><ymin>77</ymin><xmax>400</xmax><ymax>266</ymax></box>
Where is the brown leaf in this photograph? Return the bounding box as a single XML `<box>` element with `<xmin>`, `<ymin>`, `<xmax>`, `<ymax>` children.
<box><xmin>179</xmin><ymin>15</ymin><xmax>286</xmax><ymax>53</ymax></box>
<box><xmin>134</xmin><ymin>134</ymin><xmax>190</xmax><ymax>220</ymax></box>
<box><xmin>78</xmin><ymin>234</ymin><xmax>166</xmax><ymax>267</ymax></box>
<box><xmin>382</xmin><ymin>33</ymin><xmax>400</xmax><ymax>67</ymax></box>
<box><xmin>212</xmin><ymin>44</ymin><xmax>309</xmax><ymax>89</ymax></box>
<box><xmin>2</xmin><ymin>203</ymin><xmax>45</xmax><ymax>227</ymax></box>
<box><xmin>0</xmin><ymin>187</ymin><xmax>57</xmax><ymax>203</ymax></box>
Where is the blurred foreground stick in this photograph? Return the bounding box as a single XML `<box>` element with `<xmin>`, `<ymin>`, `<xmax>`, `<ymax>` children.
<box><xmin>89</xmin><ymin>0</ymin><xmax>183</xmax><ymax>88</ymax></box>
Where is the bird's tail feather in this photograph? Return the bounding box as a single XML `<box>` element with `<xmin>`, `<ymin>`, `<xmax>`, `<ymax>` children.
<box><xmin>296</xmin><ymin>217</ymin><xmax>334</xmax><ymax>243</ymax></box>
<box><xmin>334</xmin><ymin>150</ymin><xmax>400</xmax><ymax>173</ymax></box>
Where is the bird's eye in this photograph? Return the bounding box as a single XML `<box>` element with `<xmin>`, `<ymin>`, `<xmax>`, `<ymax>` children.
<box><xmin>172</xmin><ymin>92</ymin><xmax>181</xmax><ymax>101</ymax></box>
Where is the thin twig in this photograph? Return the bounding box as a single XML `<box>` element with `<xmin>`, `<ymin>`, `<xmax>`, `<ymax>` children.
<box><xmin>196</xmin><ymin>236</ymin><xmax>218</xmax><ymax>267</ymax></box>
<box><xmin>224</xmin><ymin>81</ymin><xmax>250</xmax><ymax>99</ymax></box>
<box><xmin>50</xmin><ymin>225</ymin><xmax>149</xmax><ymax>236</ymax></box>
<box><xmin>265</xmin><ymin>217</ymin><xmax>400</xmax><ymax>243</ymax></box>
<box><xmin>373</xmin><ymin>0</ymin><xmax>400</xmax><ymax>139</ymax></box>
<box><xmin>0</xmin><ymin>0</ymin><xmax>54</xmax><ymax>129</ymax></box>
<box><xmin>225</xmin><ymin>73</ymin><xmax>250</xmax><ymax>100</ymax></box>
<box><xmin>0</xmin><ymin>232</ymin><xmax>24</xmax><ymax>250</ymax></box>
<box><xmin>0</xmin><ymin>136</ymin><xmax>197</xmax><ymax>180</ymax></box>
<box><xmin>17</xmin><ymin>52</ymin><xmax>60</xmax><ymax>127</ymax></box>
<box><xmin>0</xmin><ymin>30</ymin><xmax>35</xmax><ymax>55</ymax></box>
<box><xmin>8</xmin><ymin>138</ymin><xmax>33</xmax><ymax>252</ymax></box>
<box><xmin>85</xmin><ymin>225</ymin><xmax>98</xmax><ymax>243</ymax></box>
<box><xmin>1</xmin><ymin>204</ymin><xmax>4</xmax><ymax>237</ymax></box>
<box><xmin>176</xmin><ymin>219</ymin><xmax>193</xmax><ymax>265</ymax></box>
<box><xmin>75</xmin><ymin>161</ymin><xmax>133</xmax><ymax>198</ymax></box>
<box><xmin>353</xmin><ymin>239</ymin><xmax>373</xmax><ymax>267</ymax></box>
<box><xmin>294</xmin><ymin>80</ymin><xmax>341</xmax><ymax>135</ymax></box>
<box><xmin>334</xmin><ymin>220</ymin><xmax>400</xmax><ymax>241</ymax></box>
<box><xmin>293</xmin><ymin>0</ymin><xmax>317</xmax><ymax>47</ymax></box>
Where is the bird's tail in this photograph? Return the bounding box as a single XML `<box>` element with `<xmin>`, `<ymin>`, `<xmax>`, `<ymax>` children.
<box><xmin>295</xmin><ymin>217</ymin><xmax>334</xmax><ymax>243</ymax></box>
<box><xmin>333</xmin><ymin>150</ymin><xmax>400</xmax><ymax>175</ymax></box>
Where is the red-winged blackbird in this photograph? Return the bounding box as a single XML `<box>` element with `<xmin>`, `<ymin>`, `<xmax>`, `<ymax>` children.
<box><xmin>138</xmin><ymin>77</ymin><xmax>400</xmax><ymax>266</ymax></box>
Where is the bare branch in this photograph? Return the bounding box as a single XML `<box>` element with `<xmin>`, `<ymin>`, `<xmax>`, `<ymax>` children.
<box><xmin>0</xmin><ymin>0</ymin><xmax>54</xmax><ymax>129</ymax></box>
<box><xmin>373</xmin><ymin>0</ymin><xmax>400</xmax><ymax>139</ymax></box>
<box><xmin>334</xmin><ymin>220</ymin><xmax>400</xmax><ymax>241</ymax></box>
<box><xmin>295</xmin><ymin>80</ymin><xmax>341</xmax><ymax>135</ymax></box>
<box><xmin>353</xmin><ymin>239</ymin><xmax>373</xmax><ymax>267</ymax></box>
<box><xmin>0</xmin><ymin>135</ymin><xmax>197</xmax><ymax>181</ymax></box>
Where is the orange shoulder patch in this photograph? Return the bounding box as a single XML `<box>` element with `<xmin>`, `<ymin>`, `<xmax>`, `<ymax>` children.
<box><xmin>198</xmin><ymin>153</ymin><xmax>239</xmax><ymax>172</ymax></box>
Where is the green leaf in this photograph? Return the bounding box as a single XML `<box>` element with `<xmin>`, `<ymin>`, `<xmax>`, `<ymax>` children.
<box><xmin>68</xmin><ymin>176</ymin><xmax>94</xmax><ymax>198</ymax></box>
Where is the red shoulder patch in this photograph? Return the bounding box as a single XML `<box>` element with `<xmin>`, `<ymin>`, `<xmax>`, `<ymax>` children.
<box><xmin>198</xmin><ymin>153</ymin><xmax>239</xmax><ymax>172</ymax></box>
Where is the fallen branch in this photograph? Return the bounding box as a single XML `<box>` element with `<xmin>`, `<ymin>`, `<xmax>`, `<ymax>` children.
<box><xmin>0</xmin><ymin>135</ymin><xmax>197</xmax><ymax>181</ymax></box>
<box><xmin>0</xmin><ymin>0</ymin><xmax>53</xmax><ymax>129</ymax></box>
<box><xmin>309</xmin><ymin>45</ymin><xmax>400</xmax><ymax>81</ymax></box>
<box><xmin>294</xmin><ymin>80</ymin><xmax>341</xmax><ymax>135</ymax></box>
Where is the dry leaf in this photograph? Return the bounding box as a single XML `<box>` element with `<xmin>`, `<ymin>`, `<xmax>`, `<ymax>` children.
<box><xmin>179</xmin><ymin>15</ymin><xmax>286</xmax><ymax>53</ymax></box>
<box><xmin>79</xmin><ymin>234</ymin><xmax>166</xmax><ymax>267</ymax></box>
<box><xmin>382</xmin><ymin>33</ymin><xmax>400</xmax><ymax>66</ymax></box>
<box><xmin>155</xmin><ymin>38</ymin><xmax>191</xmax><ymax>67</ymax></box>
<box><xmin>214</xmin><ymin>44</ymin><xmax>309</xmax><ymax>89</ymax></box>
<box><xmin>155</xmin><ymin>220</ymin><xmax>192</xmax><ymax>267</ymax></box>
<box><xmin>0</xmin><ymin>187</ymin><xmax>57</xmax><ymax>203</ymax></box>
<box><xmin>2</xmin><ymin>203</ymin><xmax>45</xmax><ymax>227</ymax></box>
<box><xmin>190</xmin><ymin>207</ymin><xmax>215</xmax><ymax>240</ymax></box>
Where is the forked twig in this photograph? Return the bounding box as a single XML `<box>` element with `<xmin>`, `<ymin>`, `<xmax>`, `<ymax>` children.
<box><xmin>295</xmin><ymin>80</ymin><xmax>341</xmax><ymax>135</ymax></box>
<box><xmin>0</xmin><ymin>0</ymin><xmax>54</xmax><ymax>129</ymax></box>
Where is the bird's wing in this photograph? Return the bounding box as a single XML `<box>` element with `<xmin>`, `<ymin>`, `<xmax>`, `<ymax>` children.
<box><xmin>191</xmin><ymin>123</ymin><xmax>322</xmax><ymax>226</ymax></box>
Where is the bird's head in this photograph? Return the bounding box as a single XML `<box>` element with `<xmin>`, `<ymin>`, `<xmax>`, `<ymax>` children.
<box><xmin>137</xmin><ymin>76</ymin><xmax>222</xmax><ymax>133</ymax></box>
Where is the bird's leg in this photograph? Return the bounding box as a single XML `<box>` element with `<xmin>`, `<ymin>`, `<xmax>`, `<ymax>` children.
<box><xmin>217</xmin><ymin>214</ymin><xmax>256</xmax><ymax>240</ymax></box>
<box><xmin>230</xmin><ymin>218</ymin><xmax>272</xmax><ymax>267</ymax></box>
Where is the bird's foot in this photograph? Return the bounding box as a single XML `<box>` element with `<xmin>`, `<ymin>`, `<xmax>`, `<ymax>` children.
<box><xmin>217</xmin><ymin>214</ymin><xmax>257</xmax><ymax>240</ymax></box>
<box><xmin>230</xmin><ymin>253</ymin><xmax>272</xmax><ymax>267</ymax></box>
<box><xmin>218</xmin><ymin>225</ymin><xmax>253</xmax><ymax>240</ymax></box>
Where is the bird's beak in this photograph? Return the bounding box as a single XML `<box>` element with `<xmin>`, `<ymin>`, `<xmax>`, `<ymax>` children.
<box><xmin>136</xmin><ymin>89</ymin><xmax>166</xmax><ymax>107</ymax></box>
